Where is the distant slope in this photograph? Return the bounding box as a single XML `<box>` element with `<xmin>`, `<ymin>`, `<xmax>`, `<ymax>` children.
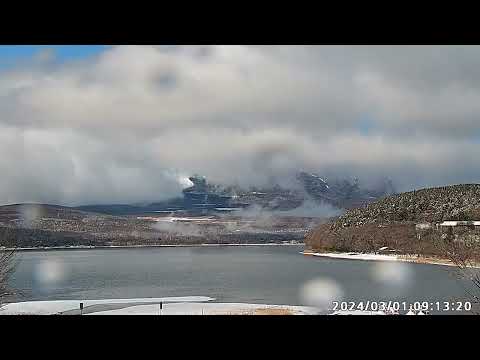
<box><xmin>74</xmin><ymin>204</ymin><xmax>147</xmax><ymax>215</ymax></box>
<box><xmin>0</xmin><ymin>203</ymin><xmax>94</xmax><ymax>223</ymax></box>
<box><xmin>0</xmin><ymin>202</ymin><xmax>310</xmax><ymax>248</ymax></box>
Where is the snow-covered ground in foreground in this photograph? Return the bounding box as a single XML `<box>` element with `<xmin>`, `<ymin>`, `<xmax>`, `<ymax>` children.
<box><xmin>0</xmin><ymin>298</ymin><xmax>417</xmax><ymax>315</ymax></box>
<box><xmin>88</xmin><ymin>302</ymin><xmax>320</xmax><ymax>315</ymax></box>
<box><xmin>0</xmin><ymin>296</ymin><xmax>214</xmax><ymax>315</ymax></box>
<box><xmin>0</xmin><ymin>298</ymin><xmax>319</xmax><ymax>315</ymax></box>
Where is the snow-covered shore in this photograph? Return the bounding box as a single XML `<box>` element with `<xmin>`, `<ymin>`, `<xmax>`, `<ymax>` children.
<box><xmin>301</xmin><ymin>250</ymin><xmax>465</xmax><ymax>267</ymax></box>
<box><xmin>0</xmin><ymin>298</ymin><xmax>319</xmax><ymax>315</ymax></box>
<box><xmin>304</xmin><ymin>251</ymin><xmax>399</xmax><ymax>262</ymax></box>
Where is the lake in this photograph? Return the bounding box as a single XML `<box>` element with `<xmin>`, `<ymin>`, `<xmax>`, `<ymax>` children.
<box><xmin>7</xmin><ymin>245</ymin><xmax>475</xmax><ymax>314</ymax></box>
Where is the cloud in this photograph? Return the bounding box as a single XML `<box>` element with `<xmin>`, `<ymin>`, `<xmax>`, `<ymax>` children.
<box><xmin>152</xmin><ymin>220</ymin><xmax>204</xmax><ymax>237</ymax></box>
<box><xmin>1</xmin><ymin>45</ymin><xmax>480</xmax><ymax>205</ymax></box>
<box><xmin>279</xmin><ymin>200</ymin><xmax>342</xmax><ymax>218</ymax></box>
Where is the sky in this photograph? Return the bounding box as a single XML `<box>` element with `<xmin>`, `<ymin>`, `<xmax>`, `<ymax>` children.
<box><xmin>0</xmin><ymin>46</ymin><xmax>108</xmax><ymax>66</ymax></box>
<box><xmin>1</xmin><ymin>45</ymin><xmax>480</xmax><ymax>206</ymax></box>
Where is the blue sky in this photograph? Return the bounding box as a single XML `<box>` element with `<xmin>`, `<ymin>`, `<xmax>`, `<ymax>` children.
<box><xmin>0</xmin><ymin>45</ymin><xmax>109</xmax><ymax>65</ymax></box>
<box><xmin>356</xmin><ymin>115</ymin><xmax>377</xmax><ymax>135</ymax></box>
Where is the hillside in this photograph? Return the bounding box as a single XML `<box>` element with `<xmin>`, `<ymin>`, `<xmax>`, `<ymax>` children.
<box><xmin>331</xmin><ymin>184</ymin><xmax>480</xmax><ymax>229</ymax></box>
<box><xmin>0</xmin><ymin>204</ymin><xmax>93</xmax><ymax>223</ymax></box>
<box><xmin>306</xmin><ymin>184</ymin><xmax>480</xmax><ymax>259</ymax></box>
<box><xmin>0</xmin><ymin>203</ymin><xmax>313</xmax><ymax>248</ymax></box>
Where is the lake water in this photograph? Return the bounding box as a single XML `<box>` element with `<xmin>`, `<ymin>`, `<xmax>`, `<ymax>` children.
<box><xmin>7</xmin><ymin>246</ymin><xmax>475</xmax><ymax>314</ymax></box>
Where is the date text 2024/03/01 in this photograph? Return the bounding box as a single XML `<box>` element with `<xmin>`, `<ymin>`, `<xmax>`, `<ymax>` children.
<box><xmin>332</xmin><ymin>301</ymin><xmax>473</xmax><ymax>312</ymax></box>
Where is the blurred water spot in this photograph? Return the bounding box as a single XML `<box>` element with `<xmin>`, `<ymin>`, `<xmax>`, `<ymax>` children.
<box><xmin>300</xmin><ymin>277</ymin><xmax>344</xmax><ymax>309</ymax></box>
<box><xmin>34</xmin><ymin>259</ymin><xmax>68</xmax><ymax>286</ymax></box>
<box><xmin>370</xmin><ymin>262</ymin><xmax>413</xmax><ymax>296</ymax></box>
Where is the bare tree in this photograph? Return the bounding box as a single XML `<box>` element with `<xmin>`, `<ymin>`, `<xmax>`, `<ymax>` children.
<box><xmin>0</xmin><ymin>227</ymin><xmax>18</xmax><ymax>304</ymax></box>
<box><xmin>0</xmin><ymin>249</ymin><xmax>15</xmax><ymax>300</ymax></box>
<box><xmin>441</xmin><ymin>239</ymin><xmax>480</xmax><ymax>313</ymax></box>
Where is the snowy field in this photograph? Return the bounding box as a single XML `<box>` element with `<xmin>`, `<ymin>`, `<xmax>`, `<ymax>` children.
<box><xmin>0</xmin><ymin>296</ymin><xmax>213</xmax><ymax>315</ymax></box>
<box><xmin>1</xmin><ymin>298</ymin><xmax>423</xmax><ymax>315</ymax></box>
<box><xmin>0</xmin><ymin>297</ymin><xmax>319</xmax><ymax>315</ymax></box>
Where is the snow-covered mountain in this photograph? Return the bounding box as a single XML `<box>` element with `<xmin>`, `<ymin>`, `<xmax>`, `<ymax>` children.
<box><xmin>76</xmin><ymin>173</ymin><xmax>396</xmax><ymax>215</ymax></box>
<box><xmin>177</xmin><ymin>172</ymin><xmax>395</xmax><ymax>211</ymax></box>
<box><xmin>295</xmin><ymin>172</ymin><xmax>396</xmax><ymax>209</ymax></box>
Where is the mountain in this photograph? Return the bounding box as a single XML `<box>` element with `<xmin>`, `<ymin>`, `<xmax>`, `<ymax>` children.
<box><xmin>305</xmin><ymin>183</ymin><xmax>480</xmax><ymax>257</ymax></box>
<box><xmin>296</xmin><ymin>172</ymin><xmax>395</xmax><ymax>209</ymax></box>
<box><xmin>74</xmin><ymin>173</ymin><xmax>396</xmax><ymax>216</ymax></box>
<box><xmin>175</xmin><ymin>172</ymin><xmax>395</xmax><ymax>212</ymax></box>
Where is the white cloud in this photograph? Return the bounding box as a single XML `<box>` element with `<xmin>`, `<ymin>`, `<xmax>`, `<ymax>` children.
<box><xmin>1</xmin><ymin>45</ymin><xmax>480</xmax><ymax>205</ymax></box>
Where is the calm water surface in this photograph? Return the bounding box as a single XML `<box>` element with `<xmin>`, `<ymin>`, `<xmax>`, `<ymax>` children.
<box><xmin>8</xmin><ymin>246</ymin><xmax>474</xmax><ymax>313</ymax></box>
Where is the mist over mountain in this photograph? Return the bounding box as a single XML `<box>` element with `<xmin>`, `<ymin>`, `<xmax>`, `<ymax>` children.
<box><xmin>75</xmin><ymin>172</ymin><xmax>396</xmax><ymax>216</ymax></box>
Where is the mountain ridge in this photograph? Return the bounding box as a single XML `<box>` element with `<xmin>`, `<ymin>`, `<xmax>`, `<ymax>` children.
<box><xmin>74</xmin><ymin>172</ymin><xmax>396</xmax><ymax>215</ymax></box>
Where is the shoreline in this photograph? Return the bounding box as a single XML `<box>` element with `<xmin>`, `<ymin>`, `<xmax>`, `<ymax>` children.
<box><xmin>0</xmin><ymin>242</ymin><xmax>305</xmax><ymax>252</ymax></box>
<box><xmin>302</xmin><ymin>250</ymin><xmax>480</xmax><ymax>268</ymax></box>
